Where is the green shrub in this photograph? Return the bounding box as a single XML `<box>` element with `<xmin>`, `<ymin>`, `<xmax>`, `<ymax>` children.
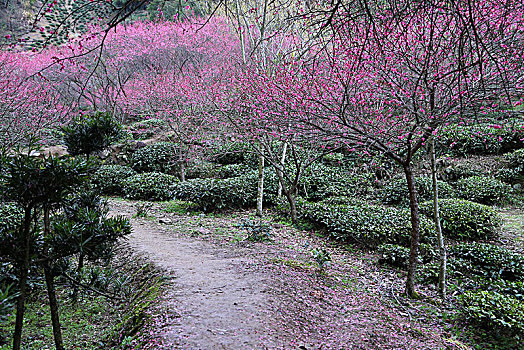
<box><xmin>123</xmin><ymin>172</ymin><xmax>178</xmax><ymax>201</ymax></box>
<box><xmin>460</xmin><ymin>290</ymin><xmax>524</xmax><ymax>334</ymax></box>
<box><xmin>419</xmin><ymin>199</ymin><xmax>502</xmax><ymax>240</ymax></box>
<box><xmin>236</xmin><ymin>218</ymin><xmax>272</xmax><ymax>242</ymax></box>
<box><xmin>450</xmin><ymin>243</ymin><xmax>524</xmax><ymax>282</ymax></box>
<box><xmin>497</xmin><ymin>149</ymin><xmax>524</xmax><ymax>185</ymax></box>
<box><xmin>185</xmin><ymin>161</ymin><xmax>220</xmax><ymax>179</ymax></box>
<box><xmin>378</xmin><ymin>243</ymin><xmax>438</xmax><ymax>269</ymax></box>
<box><xmin>208</xmin><ymin>142</ymin><xmax>252</xmax><ymax>165</ymax></box>
<box><xmin>61</xmin><ymin>112</ymin><xmax>123</xmax><ymax>157</ymax></box>
<box><xmin>302</xmin><ymin>202</ymin><xmax>434</xmax><ymax>248</ymax></box>
<box><xmin>300</xmin><ymin>164</ymin><xmax>375</xmax><ymax>201</ymax></box>
<box><xmin>442</xmin><ymin>163</ymin><xmax>486</xmax><ymax>182</ymax></box>
<box><xmin>436</xmin><ymin>120</ymin><xmax>524</xmax><ymax>156</ymax></box>
<box><xmin>381</xmin><ymin>176</ymin><xmax>455</xmax><ymax>205</ymax></box>
<box><xmin>129</xmin><ymin>142</ymin><xmax>179</xmax><ymax>174</ymax></box>
<box><xmin>125</xmin><ymin>118</ymin><xmax>166</xmax><ymax>140</ymax></box>
<box><xmin>91</xmin><ymin>165</ymin><xmax>137</xmax><ymax>195</ymax></box>
<box><xmin>173</xmin><ymin>175</ymin><xmax>258</xmax><ymax>211</ymax></box>
<box><xmin>0</xmin><ymin>203</ymin><xmax>23</xmax><ymax>232</ymax></box>
<box><xmin>456</xmin><ymin>176</ymin><xmax>511</xmax><ymax>205</ymax></box>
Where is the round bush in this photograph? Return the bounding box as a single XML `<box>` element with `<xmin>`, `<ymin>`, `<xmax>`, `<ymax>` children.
<box><xmin>91</xmin><ymin>165</ymin><xmax>137</xmax><ymax>195</ymax></box>
<box><xmin>420</xmin><ymin>199</ymin><xmax>502</xmax><ymax>240</ymax></box>
<box><xmin>129</xmin><ymin>142</ymin><xmax>180</xmax><ymax>174</ymax></box>
<box><xmin>381</xmin><ymin>176</ymin><xmax>455</xmax><ymax>205</ymax></box>
<box><xmin>301</xmin><ymin>202</ymin><xmax>434</xmax><ymax>248</ymax></box>
<box><xmin>455</xmin><ymin>176</ymin><xmax>511</xmax><ymax>205</ymax></box>
<box><xmin>123</xmin><ymin>172</ymin><xmax>178</xmax><ymax>201</ymax></box>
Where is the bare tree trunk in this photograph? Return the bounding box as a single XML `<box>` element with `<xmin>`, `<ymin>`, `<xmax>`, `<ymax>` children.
<box><xmin>285</xmin><ymin>189</ymin><xmax>298</xmax><ymax>224</ymax></box>
<box><xmin>44</xmin><ymin>265</ymin><xmax>64</xmax><ymax>350</ymax></box>
<box><xmin>72</xmin><ymin>253</ymin><xmax>84</xmax><ymax>302</ymax></box>
<box><xmin>404</xmin><ymin>164</ymin><xmax>421</xmax><ymax>298</ymax></box>
<box><xmin>12</xmin><ymin>207</ymin><xmax>32</xmax><ymax>350</ymax></box>
<box><xmin>256</xmin><ymin>150</ymin><xmax>264</xmax><ymax>217</ymax></box>
<box><xmin>277</xmin><ymin>142</ymin><xmax>287</xmax><ymax>197</ymax></box>
<box><xmin>179</xmin><ymin>161</ymin><xmax>186</xmax><ymax>182</ymax></box>
<box><xmin>430</xmin><ymin>139</ymin><xmax>446</xmax><ymax>297</ymax></box>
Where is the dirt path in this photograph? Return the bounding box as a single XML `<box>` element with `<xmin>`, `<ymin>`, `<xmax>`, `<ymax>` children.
<box><xmin>110</xmin><ymin>199</ymin><xmax>465</xmax><ymax>350</ymax></box>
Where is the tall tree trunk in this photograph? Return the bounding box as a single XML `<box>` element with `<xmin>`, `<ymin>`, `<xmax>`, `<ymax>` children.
<box><xmin>72</xmin><ymin>253</ymin><xmax>84</xmax><ymax>302</ymax></box>
<box><xmin>44</xmin><ymin>265</ymin><xmax>64</xmax><ymax>350</ymax></box>
<box><xmin>285</xmin><ymin>190</ymin><xmax>298</xmax><ymax>224</ymax></box>
<box><xmin>404</xmin><ymin>164</ymin><xmax>421</xmax><ymax>298</ymax></box>
<box><xmin>430</xmin><ymin>139</ymin><xmax>447</xmax><ymax>297</ymax></box>
<box><xmin>179</xmin><ymin>161</ymin><xmax>186</xmax><ymax>182</ymax></box>
<box><xmin>43</xmin><ymin>207</ymin><xmax>65</xmax><ymax>350</ymax></box>
<box><xmin>256</xmin><ymin>150</ymin><xmax>264</xmax><ymax>217</ymax></box>
<box><xmin>277</xmin><ymin>143</ymin><xmax>287</xmax><ymax>197</ymax></box>
<box><xmin>12</xmin><ymin>207</ymin><xmax>32</xmax><ymax>350</ymax></box>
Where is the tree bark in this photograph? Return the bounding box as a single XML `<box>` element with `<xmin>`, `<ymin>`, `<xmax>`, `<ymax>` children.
<box><xmin>179</xmin><ymin>161</ymin><xmax>186</xmax><ymax>182</ymax></box>
<box><xmin>256</xmin><ymin>150</ymin><xmax>264</xmax><ymax>217</ymax></box>
<box><xmin>404</xmin><ymin>164</ymin><xmax>421</xmax><ymax>298</ymax></box>
<box><xmin>430</xmin><ymin>138</ymin><xmax>446</xmax><ymax>297</ymax></box>
<box><xmin>12</xmin><ymin>207</ymin><xmax>32</xmax><ymax>350</ymax></box>
<box><xmin>285</xmin><ymin>190</ymin><xmax>298</xmax><ymax>224</ymax></box>
<box><xmin>277</xmin><ymin>143</ymin><xmax>287</xmax><ymax>197</ymax></box>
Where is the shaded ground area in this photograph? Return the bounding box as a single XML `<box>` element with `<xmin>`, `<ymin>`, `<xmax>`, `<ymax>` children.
<box><xmin>110</xmin><ymin>199</ymin><xmax>467</xmax><ymax>350</ymax></box>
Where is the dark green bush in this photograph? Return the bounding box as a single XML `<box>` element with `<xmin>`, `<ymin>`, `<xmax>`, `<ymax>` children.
<box><xmin>459</xmin><ymin>290</ymin><xmax>524</xmax><ymax>334</ymax></box>
<box><xmin>456</xmin><ymin>176</ymin><xmax>511</xmax><ymax>205</ymax></box>
<box><xmin>378</xmin><ymin>243</ymin><xmax>438</xmax><ymax>269</ymax></box>
<box><xmin>302</xmin><ymin>202</ymin><xmax>434</xmax><ymax>248</ymax></box>
<box><xmin>123</xmin><ymin>172</ymin><xmax>178</xmax><ymax>201</ymax></box>
<box><xmin>91</xmin><ymin>165</ymin><xmax>137</xmax><ymax>195</ymax></box>
<box><xmin>419</xmin><ymin>199</ymin><xmax>502</xmax><ymax>240</ymax></box>
<box><xmin>300</xmin><ymin>164</ymin><xmax>375</xmax><ymax>201</ymax></box>
<box><xmin>129</xmin><ymin>142</ymin><xmax>179</xmax><ymax>174</ymax></box>
<box><xmin>450</xmin><ymin>243</ymin><xmax>524</xmax><ymax>282</ymax></box>
<box><xmin>61</xmin><ymin>112</ymin><xmax>123</xmax><ymax>157</ymax></box>
<box><xmin>497</xmin><ymin>149</ymin><xmax>524</xmax><ymax>186</ymax></box>
<box><xmin>0</xmin><ymin>203</ymin><xmax>23</xmax><ymax>232</ymax></box>
<box><xmin>442</xmin><ymin>163</ymin><xmax>486</xmax><ymax>182</ymax></box>
<box><xmin>208</xmin><ymin>142</ymin><xmax>252</xmax><ymax>165</ymax></box>
<box><xmin>436</xmin><ymin>120</ymin><xmax>524</xmax><ymax>156</ymax></box>
<box><xmin>173</xmin><ymin>175</ymin><xmax>258</xmax><ymax>212</ymax></box>
<box><xmin>186</xmin><ymin>161</ymin><xmax>220</xmax><ymax>179</ymax></box>
<box><xmin>381</xmin><ymin>176</ymin><xmax>455</xmax><ymax>205</ymax></box>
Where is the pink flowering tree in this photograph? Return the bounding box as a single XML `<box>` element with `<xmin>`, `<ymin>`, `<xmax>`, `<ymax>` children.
<box><xmin>233</xmin><ymin>0</ymin><xmax>524</xmax><ymax>296</ymax></box>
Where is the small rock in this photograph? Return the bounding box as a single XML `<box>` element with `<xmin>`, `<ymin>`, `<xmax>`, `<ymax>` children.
<box><xmin>195</xmin><ymin>227</ymin><xmax>211</xmax><ymax>235</ymax></box>
<box><xmin>135</xmin><ymin>141</ymin><xmax>147</xmax><ymax>149</ymax></box>
<box><xmin>159</xmin><ymin>218</ymin><xmax>173</xmax><ymax>224</ymax></box>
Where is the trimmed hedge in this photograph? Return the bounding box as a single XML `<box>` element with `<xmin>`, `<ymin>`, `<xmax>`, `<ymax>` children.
<box><xmin>91</xmin><ymin>165</ymin><xmax>137</xmax><ymax>195</ymax></box>
<box><xmin>455</xmin><ymin>176</ymin><xmax>511</xmax><ymax>205</ymax></box>
<box><xmin>301</xmin><ymin>202</ymin><xmax>434</xmax><ymax>248</ymax></box>
<box><xmin>125</xmin><ymin>118</ymin><xmax>166</xmax><ymax>140</ymax></box>
<box><xmin>123</xmin><ymin>172</ymin><xmax>178</xmax><ymax>201</ymax></box>
<box><xmin>436</xmin><ymin>120</ymin><xmax>524</xmax><ymax>156</ymax></box>
<box><xmin>460</xmin><ymin>290</ymin><xmax>524</xmax><ymax>334</ymax></box>
<box><xmin>129</xmin><ymin>142</ymin><xmax>179</xmax><ymax>174</ymax></box>
<box><xmin>173</xmin><ymin>175</ymin><xmax>258</xmax><ymax>212</ymax></box>
<box><xmin>419</xmin><ymin>199</ymin><xmax>502</xmax><ymax>240</ymax></box>
<box><xmin>381</xmin><ymin>176</ymin><xmax>455</xmax><ymax>206</ymax></box>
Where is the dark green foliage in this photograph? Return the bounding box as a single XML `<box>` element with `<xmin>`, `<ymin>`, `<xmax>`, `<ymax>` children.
<box><xmin>217</xmin><ymin>164</ymin><xmax>252</xmax><ymax>179</ymax></box>
<box><xmin>125</xmin><ymin>118</ymin><xmax>166</xmax><ymax>140</ymax></box>
<box><xmin>497</xmin><ymin>149</ymin><xmax>524</xmax><ymax>185</ymax></box>
<box><xmin>185</xmin><ymin>161</ymin><xmax>221</xmax><ymax>179</ymax></box>
<box><xmin>129</xmin><ymin>142</ymin><xmax>179</xmax><ymax>174</ymax></box>
<box><xmin>91</xmin><ymin>165</ymin><xmax>137</xmax><ymax>195</ymax></box>
<box><xmin>380</xmin><ymin>176</ymin><xmax>456</xmax><ymax>206</ymax></box>
<box><xmin>173</xmin><ymin>175</ymin><xmax>258</xmax><ymax>212</ymax></box>
<box><xmin>455</xmin><ymin>176</ymin><xmax>511</xmax><ymax>205</ymax></box>
<box><xmin>0</xmin><ymin>284</ymin><xmax>18</xmax><ymax>322</ymax></box>
<box><xmin>378</xmin><ymin>243</ymin><xmax>437</xmax><ymax>269</ymax></box>
<box><xmin>208</xmin><ymin>142</ymin><xmax>254</xmax><ymax>166</ymax></box>
<box><xmin>459</xmin><ymin>290</ymin><xmax>524</xmax><ymax>334</ymax></box>
<box><xmin>436</xmin><ymin>120</ymin><xmax>524</xmax><ymax>156</ymax></box>
<box><xmin>442</xmin><ymin>163</ymin><xmax>486</xmax><ymax>182</ymax></box>
<box><xmin>61</xmin><ymin>112</ymin><xmax>123</xmax><ymax>157</ymax></box>
<box><xmin>301</xmin><ymin>202</ymin><xmax>434</xmax><ymax>248</ymax></box>
<box><xmin>450</xmin><ymin>243</ymin><xmax>524</xmax><ymax>282</ymax></box>
<box><xmin>419</xmin><ymin>199</ymin><xmax>502</xmax><ymax>240</ymax></box>
<box><xmin>123</xmin><ymin>172</ymin><xmax>178</xmax><ymax>201</ymax></box>
<box><xmin>299</xmin><ymin>164</ymin><xmax>375</xmax><ymax>201</ymax></box>
<box><xmin>0</xmin><ymin>203</ymin><xmax>23</xmax><ymax>232</ymax></box>
<box><xmin>236</xmin><ymin>219</ymin><xmax>272</xmax><ymax>242</ymax></box>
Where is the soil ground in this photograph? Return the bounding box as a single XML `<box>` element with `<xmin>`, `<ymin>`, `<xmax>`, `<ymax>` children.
<box><xmin>109</xmin><ymin>199</ymin><xmax>471</xmax><ymax>350</ymax></box>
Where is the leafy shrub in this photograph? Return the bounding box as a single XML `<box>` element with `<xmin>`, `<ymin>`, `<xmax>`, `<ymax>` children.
<box><xmin>91</xmin><ymin>165</ymin><xmax>137</xmax><ymax>195</ymax></box>
<box><xmin>173</xmin><ymin>175</ymin><xmax>258</xmax><ymax>211</ymax></box>
<box><xmin>236</xmin><ymin>219</ymin><xmax>272</xmax><ymax>242</ymax></box>
<box><xmin>381</xmin><ymin>176</ymin><xmax>455</xmax><ymax>205</ymax></box>
<box><xmin>123</xmin><ymin>172</ymin><xmax>178</xmax><ymax>201</ymax></box>
<box><xmin>455</xmin><ymin>176</ymin><xmax>511</xmax><ymax>205</ymax></box>
<box><xmin>125</xmin><ymin>118</ymin><xmax>166</xmax><ymax>140</ymax></box>
<box><xmin>460</xmin><ymin>290</ymin><xmax>524</xmax><ymax>334</ymax></box>
<box><xmin>0</xmin><ymin>203</ymin><xmax>23</xmax><ymax>232</ymax></box>
<box><xmin>419</xmin><ymin>199</ymin><xmax>502</xmax><ymax>240</ymax></box>
<box><xmin>61</xmin><ymin>112</ymin><xmax>123</xmax><ymax>156</ymax></box>
<box><xmin>208</xmin><ymin>142</ymin><xmax>252</xmax><ymax>165</ymax></box>
<box><xmin>302</xmin><ymin>202</ymin><xmax>434</xmax><ymax>248</ymax></box>
<box><xmin>497</xmin><ymin>149</ymin><xmax>524</xmax><ymax>186</ymax></box>
<box><xmin>129</xmin><ymin>142</ymin><xmax>180</xmax><ymax>174</ymax></box>
<box><xmin>450</xmin><ymin>243</ymin><xmax>524</xmax><ymax>282</ymax></box>
<box><xmin>217</xmin><ymin>164</ymin><xmax>253</xmax><ymax>179</ymax></box>
<box><xmin>442</xmin><ymin>163</ymin><xmax>486</xmax><ymax>182</ymax></box>
<box><xmin>378</xmin><ymin>243</ymin><xmax>438</xmax><ymax>269</ymax></box>
<box><xmin>300</xmin><ymin>164</ymin><xmax>375</xmax><ymax>201</ymax></box>
<box><xmin>436</xmin><ymin>120</ymin><xmax>524</xmax><ymax>156</ymax></box>
<box><xmin>186</xmin><ymin>161</ymin><xmax>220</xmax><ymax>179</ymax></box>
